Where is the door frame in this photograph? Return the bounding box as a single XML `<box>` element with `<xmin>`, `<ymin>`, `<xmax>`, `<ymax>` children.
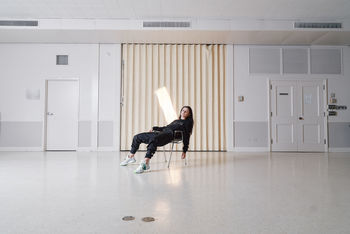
<box><xmin>268</xmin><ymin>79</ymin><xmax>328</xmax><ymax>152</ymax></box>
<box><xmin>43</xmin><ymin>78</ymin><xmax>80</xmax><ymax>151</ymax></box>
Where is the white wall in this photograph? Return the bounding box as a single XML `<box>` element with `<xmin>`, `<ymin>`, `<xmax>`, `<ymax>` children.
<box><xmin>2</xmin><ymin>42</ymin><xmax>349</xmax><ymax>152</ymax></box>
<box><xmin>0</xmin><ymin>43</ymin><xmax>121</xmax><ymax>151</ymax></box>
<box><xmin>98</xmin><ymin>44</ymin><xmax>121</xmax><ymax>151</ymax></box>
<box><xmin>233</xmin><ymin>45</ymin><xmax>350</xmax><ymax>151</ymax></box>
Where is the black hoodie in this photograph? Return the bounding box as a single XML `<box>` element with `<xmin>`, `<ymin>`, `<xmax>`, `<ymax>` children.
<box><xmin>152</xmin><ymin>118</ymin><xmax>193</xmax><ymax>153</ymax></box>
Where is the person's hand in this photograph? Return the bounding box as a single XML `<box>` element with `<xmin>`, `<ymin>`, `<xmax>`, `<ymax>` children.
<box><xmin>181</xmin><ymin>152</ymin><xmax>186</xmax><ymax>159</ymax></box>
<box><xmin>149</xmin><ymin>129</ymin><xmax>153</xmax><ymax>132</ymax></box>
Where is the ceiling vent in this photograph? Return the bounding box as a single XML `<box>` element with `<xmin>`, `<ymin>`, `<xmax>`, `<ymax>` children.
<box><xmin>294</xmin><ymin>22</ymin><xmax>342</xmax><ymax>29</ymax></box>
<box><xmin>143</xmin><ymin>21</ymin><xmax>191</xmax><ymax>28</ymax></box>
<box><xmin>0</xmin><ymin>20</ymin><xmax>38</xmax><ymax>27</ymax></box>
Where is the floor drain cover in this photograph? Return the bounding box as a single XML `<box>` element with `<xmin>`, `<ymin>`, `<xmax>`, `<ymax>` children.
<box><xmin>122</xmin><ymin>216</ymin><xmax>135</xmax><ymax>221</ymax></box>
<box><xmin>142</xmin><ymin>217</ymin><xmax>155</xmax><ymax>222</ymax></box>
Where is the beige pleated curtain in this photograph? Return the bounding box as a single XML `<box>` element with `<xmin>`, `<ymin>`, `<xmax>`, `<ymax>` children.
<box><xmin>121</xmin><ymin>44</ymin><xmax>226</xmax><ymax>151</ymax></box>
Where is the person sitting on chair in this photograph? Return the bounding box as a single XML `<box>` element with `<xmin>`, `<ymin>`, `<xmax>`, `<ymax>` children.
<box><xmin>120</xmin><ymin>106</ymin><xmax>194</xmax><ymax>174</ymax></box>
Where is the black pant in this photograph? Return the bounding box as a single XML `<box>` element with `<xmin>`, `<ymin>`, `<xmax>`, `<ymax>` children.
<box><xmin>130</xmin><ymin>131</ymin><xmax>173</xmax><ymax>159</ymax></box>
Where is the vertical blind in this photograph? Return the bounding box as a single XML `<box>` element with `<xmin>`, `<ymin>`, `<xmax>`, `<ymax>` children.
<box><xmin>121</xmin><ymin>44</ymin><xmax>226</xmax><ymax>151</ymax></box>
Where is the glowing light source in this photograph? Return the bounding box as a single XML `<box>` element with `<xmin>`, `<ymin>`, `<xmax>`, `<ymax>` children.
<box><xmin>155</xmin><ymin>87</ymin><xmax>177</xmax><ymax>124</ymax></box>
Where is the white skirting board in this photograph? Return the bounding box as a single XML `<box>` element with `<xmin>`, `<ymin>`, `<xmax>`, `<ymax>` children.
<box><xmin>233</xmin><ymin>147</ymin><xmax>270</xmax><ymax>152</ymax></box>
<box><xmin>97</xmin><ymin>147</ymin><xmax>118</xmax><ymax>152</ymax></box>
<box><xmin>0</xmin><ymin>147</ymin><xmax>101</xmax><ymax>152</ymax></box>
<box><xmin>329</xmin><ymin>148</ymin><xmax>350</xmax><ymax>152</ymax></box>
<box><xmin>0</xmin><ymin>147</ymin><xmax>43</xmax><ymax>152</ymax></box>
<box><xmin>2</xmin><ymin>147</ymin><xmax>348</xmax><ymax>153</ymax></box>
<box><xmin>233</xmin><ymin>147</ymin><xmax>350</xmax><ymax>153</ymax></box>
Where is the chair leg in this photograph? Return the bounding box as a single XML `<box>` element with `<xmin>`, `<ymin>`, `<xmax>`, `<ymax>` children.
<box><xmin>163</xmin><ymin>146</ymin><xmax>167</xmax><ymax>162</ymax></box>
<box><xmin>167</xmin><ymin>142</ymin><xmax>175</xmax><ymax>168</ymax></box>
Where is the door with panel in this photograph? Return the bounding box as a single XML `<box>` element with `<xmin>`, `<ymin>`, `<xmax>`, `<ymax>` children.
<box><xmin>270</xmin><ymin>80</ymin><xmax>326</xmax><ymax>152</ymax></box>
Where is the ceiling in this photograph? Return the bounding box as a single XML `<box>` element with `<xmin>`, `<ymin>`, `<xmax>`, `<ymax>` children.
<box><xmin>1</xmin><ymin>0</ymin><xmax>350</xmax><ymax>45</ymax></box>
<box><xmin>1</xmin><ymin>0</ymin><xmax>350</xmax><ymax>20</ymax></box>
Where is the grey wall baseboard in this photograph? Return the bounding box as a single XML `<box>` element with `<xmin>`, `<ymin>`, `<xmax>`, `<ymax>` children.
<box><xmin>234</xmin><ymin>121</ymin><xmax>268</xmax><ymax>147</ymax></box>
<box><xmin>0</xmin><ymin>121</ymin><xmax>42</xmax><ymax>147</ymax></box>
<box><xmin>0</xmin><ymin>121</ymin><xmax>93</xmax><ymax>148</ymax></box>
<box><xmin>233</xmin><ymin>121</ymin><xmax>350</xmax><ymax>149</ymax></box>
<box><xmin>329</xmin><ymin>122</ymin><xmax>350</xmax><ymax>148</ymax></box>
<box><xmin>78</xmin><ymin>121</ymin><xmax>91</xmax><ymax>147</ymax></box>
<box><xmin>98</xmin><ymin>121</ymin><xmax>113</xmax><ymax>147</ymax></box>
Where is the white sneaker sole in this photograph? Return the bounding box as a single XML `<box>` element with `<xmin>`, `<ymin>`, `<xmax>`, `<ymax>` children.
<box><xmin>134</xmin><ymin>166</ymin><xmax>150</xmax><ymax>174</ymax></box>
<box><xmin>134</xmin><ymin>169</ymin><xmax>150</xmax><ymax>174</ymax></box>
<box><xmin>120</xmin><ymin>158</ymin><xmax>136</xmax><ymax>166</ymax></box>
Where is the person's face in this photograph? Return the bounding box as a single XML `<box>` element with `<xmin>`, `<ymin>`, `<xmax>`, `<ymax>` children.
<box><xmin>180</xmin><ymin>107</ymin><xmax>190</xmax><ymax>119</ymax></box>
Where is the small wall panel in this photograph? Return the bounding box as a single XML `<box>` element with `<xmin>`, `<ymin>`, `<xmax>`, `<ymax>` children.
<box><xmin>249</xmin><ymin>48</ymin><xmax>280</xmax><ymax>74</ymax></box>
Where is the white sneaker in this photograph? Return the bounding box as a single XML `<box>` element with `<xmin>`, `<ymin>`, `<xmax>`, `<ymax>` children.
<box><xmin>120</xmin><ymin>155</ymin><xmax>136</xmax><ymax>166</ymax></box>
<box><xmin>134</xmin><ymin>160</ymin><xmax>150</xmax><ymax>174</ymax></box>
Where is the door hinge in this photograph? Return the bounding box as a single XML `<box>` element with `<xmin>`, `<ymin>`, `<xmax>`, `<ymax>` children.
<box><xmin>271</xmin><ymin>139</ymin><xmax>273</xmax><ymax>144</ymax></box>
<box><xmin>271</xmin><ymin>112</ymin><xmax>273</xmax><ymax>117</ymax></box>
<box><xmin>270</xmin><ymin>84</ymin><xmax>272</xmax><ymax>90</ymax></box>
<box><xmin>323</xmin><ymin>84</ymin><xmax>325</xmax><ymax>90</ymax></box>
<box><xmin>324</xmin><ymin>139</ymin><xmax>326</xmax><ymax>144</ymax></box>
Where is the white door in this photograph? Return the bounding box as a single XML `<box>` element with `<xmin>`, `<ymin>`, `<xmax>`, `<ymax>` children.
<box><xmin>270</xmin><ymin>80</ymin><xmax>298</xmax><ymax>151</ymax></box>
<box><xmin>297</xmin><ymin>81</ymin><xmax>325</xmax><ymax>151</ymax></box>
<box><xmin>46</xmin><ymin>80</ymin><xmax>79</xmax><ymax>150</ymax></box>
<box><xmin>270</xmin><ymin>80</ymin><xmax>326</xmax><ymax>152</ymax></box>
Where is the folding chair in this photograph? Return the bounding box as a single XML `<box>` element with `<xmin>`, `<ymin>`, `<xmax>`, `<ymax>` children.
<box><xmin>163</xmin><ymin>130</ymin><xmax>187</xmax><ymax>168</ymax></box>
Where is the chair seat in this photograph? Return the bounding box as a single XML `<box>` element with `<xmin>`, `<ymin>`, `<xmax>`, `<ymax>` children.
<box><xmin>173</xmin><ymin>131</ymin><xmax>183</xmax><ymax>141</ymax></box>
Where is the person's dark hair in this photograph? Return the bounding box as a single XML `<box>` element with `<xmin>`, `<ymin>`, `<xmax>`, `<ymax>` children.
<box><xmin>178</xmin><ymin>106</ymin><xmax>194</xmax><ymax>134</ymax></box>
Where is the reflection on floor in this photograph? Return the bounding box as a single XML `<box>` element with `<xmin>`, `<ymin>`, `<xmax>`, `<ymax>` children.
<box><xmin>0</xmin><ymin>151</ymin><xmax>350</xmax><ymax>234</ymax></box>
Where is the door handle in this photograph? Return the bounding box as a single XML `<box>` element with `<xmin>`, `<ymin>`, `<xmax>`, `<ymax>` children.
<box><xmin>299</xmin><ymin>117</ymin><xmax>304</xmax><ymax>120</ymax></box>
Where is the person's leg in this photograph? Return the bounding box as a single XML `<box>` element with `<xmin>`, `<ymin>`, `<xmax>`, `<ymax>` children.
<box><xmin>121</xmin><ymin>132</ymin><xmax>156</xmax><ymax>166</ymax></box>
<box><xmin>129</xmin><ymin>132</ymin><xmax>157</xmax><ymax>157</ymax></box>
<box><xmin>134</xmin><ymin>132</ymin><xmax>173</xmax><ymax>174</ymax></box>
<box><xmin>145</xmin><ymin>131</ymin><xmax>173</xmax><ymax>161</ymax></box>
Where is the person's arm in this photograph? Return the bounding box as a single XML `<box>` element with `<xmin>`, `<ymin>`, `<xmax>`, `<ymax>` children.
<box><xmin>182</xmin><ymin>119</ymin><xmax>193</xmax><ymax>153</ymax></box>
<box><xmin>153</xmin><ymin>120</ymin><xmax>176</xmax><ymax>132</ymax></box>
<box><xmin>182</xmin><ymin>131</ymin><xmax>190</xmax><ymax>153</ymax></box>
<box><xmin>152</xmin><ymin>126</ymin><xmax>165</xmax><ymax>131</ymax></box>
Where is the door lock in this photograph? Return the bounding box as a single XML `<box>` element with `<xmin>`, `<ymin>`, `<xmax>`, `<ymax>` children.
<box><xmin>299</xmin><ymin>117</ymin><xmax>304</xmax><ymax>120</ymax></box>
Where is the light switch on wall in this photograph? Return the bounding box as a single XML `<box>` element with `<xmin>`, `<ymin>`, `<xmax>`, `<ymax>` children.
<box><xmin>330</xmin><ymin>93</ymin><xmax>337</xmax><ymax>103</ymax></box>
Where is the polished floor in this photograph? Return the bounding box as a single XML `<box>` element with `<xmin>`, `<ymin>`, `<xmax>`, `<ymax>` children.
<box><xmin>0</xmin><ymin>151</ymin><xmax>350</xmax><ymax>234</ymax></box>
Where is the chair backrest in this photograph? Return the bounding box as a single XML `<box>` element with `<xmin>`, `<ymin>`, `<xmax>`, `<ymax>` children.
<box><xmin>173</xmin><ymin>130</ymin><xmax>183</xmax><ymax>143</ymax></box>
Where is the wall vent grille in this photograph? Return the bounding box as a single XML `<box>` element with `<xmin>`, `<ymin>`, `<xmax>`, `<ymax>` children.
<box><xmin>294</xmin><ymin>22</ymin><xmax>342</xmax><ymax>29</ymax></box>
<box><xmin>56</xmin><ymin>55</ymin><xmax>68</xmax><ymax>65</ymax></box>
<box><xmin>143</xmin><ymin>21</ymin><xmax>191</xmax><ymax>28</ymax></box>
<box><xmin>0</xmin><ymin>20</ymin><xmax>38</xmax><ymax>26</ymax></box>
